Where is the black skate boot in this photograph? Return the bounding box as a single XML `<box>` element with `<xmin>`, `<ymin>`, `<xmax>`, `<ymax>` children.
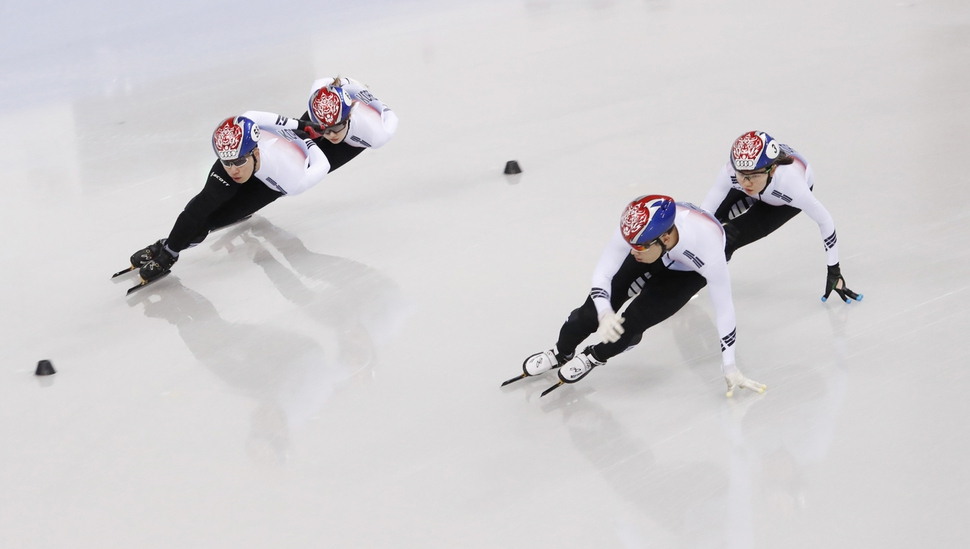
<box><xmin>130</xmin><ymin>240</ymin><xmax>165</xmax><ymax>268</ymax></box>
<box><xmin>139</xmin><ymin>246</ymin><xmax>178</xmax><ymax>283</ymax></box>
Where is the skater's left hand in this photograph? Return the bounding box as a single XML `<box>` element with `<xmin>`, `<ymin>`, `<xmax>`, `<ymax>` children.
<box><xmin>297</xmin><ymin>121</ymin><xmax>326</xmax><ymax>140</ymax></box>
<box><xmin>725</xmin><ymin>369</ymin><xmax>766</xmax><ymax>397</ymax></box>
<box><xmin>822</xmin><ymin>263</ymin><xmax>863</xmax><ymax>303</ymax></box>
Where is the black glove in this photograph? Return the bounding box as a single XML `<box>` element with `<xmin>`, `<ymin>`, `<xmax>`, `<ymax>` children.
<box><xmin>822</xmin><ymin>263</ymin><xmax>862</xmax><ymax>303</ymax></box>
<box><xmin>296</xmin><ymin>121</ymin><xmax>326</xmax><ymax>140</ymax></box>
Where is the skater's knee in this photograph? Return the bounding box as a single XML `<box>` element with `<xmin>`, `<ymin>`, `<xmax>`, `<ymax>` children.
<box><xmin>567</xmin><ymin>300</ymin><xmax>599</xmax><ymax>326</ymax></box>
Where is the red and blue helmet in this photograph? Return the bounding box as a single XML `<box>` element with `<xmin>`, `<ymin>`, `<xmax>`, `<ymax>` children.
<box><xmin>730</xmin><ymin>130</ymin><xmax>782</xmax><ymax>172</ymax></box>
<box><xmin>620</xmin><ymin>195</ymin><xmax>676</xmax><ymax>247</ymax></box>
<box><xmin>308</xmin><ymin>84</ymin><xmax>354</xmax><ymax>127</ymax></box>
<box><xmin>212</xmin><ymin>116</ymin><xmax>260</xmax><ymax>161</ymax></box>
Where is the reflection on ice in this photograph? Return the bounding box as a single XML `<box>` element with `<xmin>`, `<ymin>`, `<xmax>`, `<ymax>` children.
<box><xmin>3</xmin><ymin>0</ymin><xmax>970</xmax><ymax>546</ymax></box>
<box><xmin>128</xmin><ymin>217</ymin><xmax>411</xmax><ymax>467</ymax></box>
<box><xmin>542</xmin><ymin>388</ymin><xmax>727</xmax><ymax>546</ymax></box>
<box><xmin>210</xmin><ymin>216</ymin><xmax>411</xmax><ymax>352</ymax></box>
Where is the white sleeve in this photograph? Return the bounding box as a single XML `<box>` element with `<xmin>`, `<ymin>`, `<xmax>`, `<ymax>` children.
<box><xmin>344</xmin><ymin>102</ymin><xmax>398</xmax><ymax>149</ymax></box>
<box><xmin>281</xmin><ymin>137</ymin><xmax>330</xmax><ymax>196</ymax></box>
<box><xmin>783</xmin><ymin>168</ymin><xmax>839</xmax><ymax>265</ymax></box>
<box><xmin>241</xmin><ymin>110</ymin><xmax>300</xmax><ymax>130</ymax></box>
<box><xmin>336</xmin><ymin>77</ymin><xmax>366</xmax><ymax>95</ymax></box>
<box><xmin>679</xmin><ymin>216</ymin><xmax>737</xmax><ymax>370</ymax></box>
<box><xmin>796</xmin><ymin>195</ymin><xmax>839</xmax><ymax>266</ymax></box>
<box><xmin>589</xmin><ymin>229</ymin><xmax>631</xmax><ymax>318</ymax></box>
<box><xmin>701</xmin><ymin>257</ymin><xmax>738</xmax><ymax>370</ymax></box>
<box><xmin>339</xmin><ymin>78</ymin><xmax>392</xmax><ymax>116</ymax></box>
<box><xmin>701</xmin><ymin>163</ymin><xmax>735</xmax><ymax>215</ymax></box>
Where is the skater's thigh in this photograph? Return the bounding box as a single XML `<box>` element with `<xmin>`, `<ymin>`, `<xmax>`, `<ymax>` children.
<box><xmin>206</xmin><ymin>183</ymin><xmax>282</xmax><ymax>230</ymax></box>
<box><xmin>624</xmin><ymin>270</ymin><xmax>707</xmax><ymax>330</ymax></box>
<box><xmin>732</xmin><ymin>202</ymin><xmax>800</xmax><ymax>241</ymax></box>
<box><xmin>316</xmin><ymin>140</ymin><xmax>365</xmax><ymax>173</ymax></box>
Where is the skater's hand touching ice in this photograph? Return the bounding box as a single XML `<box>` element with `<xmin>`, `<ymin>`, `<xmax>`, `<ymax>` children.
<box><xmin>725</xmin><ymin>369</ymin><xmax>766</xmax><ymax>397</ymax></box>
<box><xmin>822</xmin><ymin>263</ymin><xmax>863</xmax><ymax>304</ymax></box>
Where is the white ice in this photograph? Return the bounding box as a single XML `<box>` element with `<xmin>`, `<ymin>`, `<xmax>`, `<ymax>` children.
<box><xmin>2</xmin><ymin>0</ymin><xmax>969</xmax><ymax>547</ymax></box>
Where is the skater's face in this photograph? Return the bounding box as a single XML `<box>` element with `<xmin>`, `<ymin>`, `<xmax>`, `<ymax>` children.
<box><xmin>631</xmin><ymin>240</ymin><xmax>664</xmax><ymax>263</ymax></box>
<box><xmin>322</xmin><ymin>119</ymin><xmax>350</xmax><ymax>144</ymax></box>
<box><xmin>630</xmin><ymin>227</ymin><xmax>678</xmax><ymax>263</ymax></box>
<box><xmin>735</xmin><ymin>166</ymin><xmax>773</xmax><ymax>195</ymax></box>
<box><xmin>223</xmin><ymin>149</ymin><xmax>259</xmax><ymax>183</ymax></box>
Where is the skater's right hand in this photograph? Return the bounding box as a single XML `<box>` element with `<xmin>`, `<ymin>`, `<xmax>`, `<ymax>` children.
<box><xmin>596</xmin><ymin>311</ymin><xmax>625</xmax><ymax>343</ymax></box>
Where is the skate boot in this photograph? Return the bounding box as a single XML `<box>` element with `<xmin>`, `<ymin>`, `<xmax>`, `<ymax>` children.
<box><xmin>558</xmin><ymin>346</ymin><xmax>605</xmax><ymax>384</ymax></box>
<box><xmin>522</xmin><ymin>346</ymin><xmax>573</xmax><ymax>376</ymax></box>
<box><xmin>138</xmin><ymin>246</ymin><xmax>178</xmax><ymax>283</ymax></box>
<box><xmin>130</xmin><ymin>240</ymin><xmax>165</xmax><ymax>268</ymax></box>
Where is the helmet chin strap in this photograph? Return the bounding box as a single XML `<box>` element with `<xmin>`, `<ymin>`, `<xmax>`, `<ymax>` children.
<box><xmin>652</xmin><ymin>231</ymin><xmax>670</xmax><ymax>258</ymax></box>
<box><xmin>760</xmin><ymin>165</ymin><xmax>776</xmax><ymax>196</ymax></box>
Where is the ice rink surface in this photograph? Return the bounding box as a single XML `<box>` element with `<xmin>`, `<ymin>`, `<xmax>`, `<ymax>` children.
<box><xmin>2</xmin><ymin>0</ymin><xmax>969</xmax><ymax>547</ymax></box>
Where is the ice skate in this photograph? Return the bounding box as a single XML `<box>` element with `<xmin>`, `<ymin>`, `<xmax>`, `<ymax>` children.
<box><xmin>541</xmin><ymin>347</ymin><xmax>605</xmax><ymax>397</ymax></box>
<box><xmin>501</xmin><ymin>347</ymin><xmax>571</xmax><ymax>387</ymax></box>
<box><xmin>559</xmin><ymin>346</ymin><xmax>604</xmax><ymax>384</ymax></box>
<box><xmin>113</xmin><ymin>240</ymin><xmax>166</xmax><ymax>278</ymax></box>
<box><xmin>130</xmin><ymin>240</ymin><xmax>165</xmax><ymax>269</ymax></box>
<box><xmin>127</xmin><ymin>246</ymin><xmax>178</xmax><ymax>295</ymax></box>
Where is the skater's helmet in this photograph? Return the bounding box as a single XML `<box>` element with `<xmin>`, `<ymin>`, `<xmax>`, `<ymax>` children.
<box><xmin>730</xmin><ymin>130</ymin><xmax>788</xmax><ymax>172</ymax></box>
<box><xmin>308</xmin><ymin>83</ymin><xmax>353</xmax><ymax>127</ymax></box>
<box><xmin>212</xmin><ymin>116</ymin><xmax>260</xmax><ymax>161</ymax></box>
<box><xmin>620</xmin><ymin>195</ymin><xmax>676</xmax><ymax>248</ymax></box>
